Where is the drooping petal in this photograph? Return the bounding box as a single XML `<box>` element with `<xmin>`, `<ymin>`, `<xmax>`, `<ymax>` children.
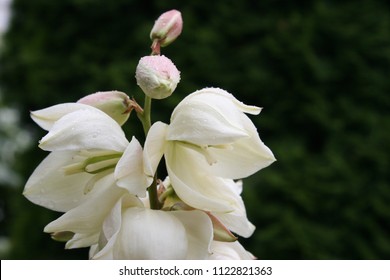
<box><xmin>143</xmin><ymin>121</ymin><xmax>168</xmax><ymax>177</ymax></box>
<box><xmin>31</xmin><ymin>103</ymin><xmax>96</xmax><ymax>131</ymax></box>
<box><xmin>23</xmin><ymin>151</ymin><xmax>94</xmax><ymax>212</ymax></box>
<box><xmin>90</xmin><ymin>193</ymin><xmax>124</xmax><ymax>260</ymax></box>
<box><xmin>167</xmin><ymin>100</ymin><xmax>247</xmax><ymax>146</ymax></box>
<box><xmin>204</xmin><ymin>179</ymin><xmax>255</xmax><ymax>238</ymax></box>
<box><xmin>167</xmin><ymin>87</ymin><xmax>260</xmax><ymax>146</ymax></box>
<box><xmin>91</xmin><ymin>194</ymin><xmax>145</xmax><ymax>259</ymax></box>
<box><xmin>214</xmin><ymin>210</ymin><xmax>255</xmax><ymax>238</ymax></box>
<box><xmin>39</xmin><ymin>108</ymin><xmax>129</xmax><ymax>152</ymax></box>
<box><xmin>170</xmin><ymin>210</ymin><xmax>213</xmax><ymax>259</ymax></box>
<box><xmin>115</xmin><ymin>137</ymin><xmax>152</xmax><ymax>197</ymax></box>
<box><xmin>209</xmin><ymin>241</ymin><xmax>255</xmax><ymax>260</ymax></box>
<box><xmin>44</xmin><ymin>176</ymin><xmax>130</xmax><ymax>248</ymax></box>
<box><xmin>207</xmin><ymin>113</ymin><xmax>276</xmax><ymax>179</ymax></box>
<box><xmin>211</xmin><ymin>179</ymin><xmax>255</xmax><ymax>238</ymax></box>
<box><xmin>165</xmin><ymin>141</ymin><xmax>237</xmax><ymax>212</ymax></box>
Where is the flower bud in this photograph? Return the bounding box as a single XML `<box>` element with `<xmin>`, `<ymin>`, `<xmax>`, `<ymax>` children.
<box><xmin>135</xmin><ymin>55</ymin><xmax>180</xmax><ymax>99</ymax></box>
<box><xmin>77</xmin><ymin>91</ymin><xmax>131</xmax><ymax>125</ymax></box>
<box><xmin>150</xmin><ymin>9</ymin><xmax>183</xmax><ymax>47</ymax></box>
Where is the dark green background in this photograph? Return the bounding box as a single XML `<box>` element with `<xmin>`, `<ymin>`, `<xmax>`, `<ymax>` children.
<box><xmin>0</xmin><ymin>0</ymin><xmax>389</xmax><ymax>259</ymax></box>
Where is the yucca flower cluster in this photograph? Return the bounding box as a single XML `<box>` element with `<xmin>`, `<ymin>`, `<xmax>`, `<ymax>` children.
<box><xmin>23</xmin><ymin>10</ymin><xmax>275</xmax><ymax>259</ymax></box>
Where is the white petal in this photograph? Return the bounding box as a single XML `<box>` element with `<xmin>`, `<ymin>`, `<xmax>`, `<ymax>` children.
<box><xmin>143</xmin><ymin>121</ymin><xmax>168</xmax><ymax>177</ymax></box>
<box><xmin>66</xmin><ymin>232</ymin><xmax>99</xmax><ymax>249</ymax></box>
<box><xmin>94</xmin><ymin>205</ymin><xmax>188</xmax><ymax>260</ymax></box>
<box><xmin>91</xmin><ymin>194</ymin><xmax>144</xmax><ymax>259</ymax></box>
<box><xmin>117</xmin><ymin>208</ymin><xmax>188</xmax><ymax>259</ymax></box>
<box><xmin>90</xmin><ymin>194</ymin><xmax>124</xmax><ymax>260</ymax></box>
<box><xmin>185</xmin><ymin>87</ymin><xmax>261</xmax><ymax>115</ymax></box>
<box><xmin>215</xmin><ymin>212</ymin><xmax>255</xmax><ymax>238</ymax></box>
<box><xmin>171</xmin><ymin>210</ymin><xmax>213</xmax><ymax>259</ymax></box>
<box><xmin>167</xmin><ymin>103</ymin><xmax>247</xmax><ymax>146</ymax></box>
<box><xmin>208</xmin><ymin>113</ymin><xmax>276</xmax><ymax>179</ymax></box>
<box><xmin>211</xmin><ymin>180</ymin><xmax>255</xmax><ymax>238</ymax></box>
<box><xmin>89</xmin><ymin>244</ymin><xmax>99</xmax><ymax>259</ymax></box>
<box><xmin>115</xmin><ymin>137</ymin><xmax>151</xmax><ymax>197</ymax></box>
<box><xmin>39</xmin><ymin>108</ymin><xmax>128</xmax><ymax>152</ymax></box>
<box><xmin>44</xmin><ymin>177</ymin><xmax>127</xmax><ymax>247</ymax></box>
<box><xmin>31</xmin><ymin>103</ymin><xmax>96</xmax><ymax>131</ymax></box>
<box><xmin>209</xmin><ymin>241</ymin><xmax>255</xmax><ymax>260</ymax></box>
<box><xmin>165</xmin><ymin>141</ymin><xmax>235</xmax><ymax>212</ymax></box>
<box><xmin>167</xmin><ymin>88</ymin><xmax>260</xmax><ymax>146</ymax></box>
<box><xmin>23</xmin><ymin>151</ymin><xmax>94</xmax><ymax>212</ymax></box>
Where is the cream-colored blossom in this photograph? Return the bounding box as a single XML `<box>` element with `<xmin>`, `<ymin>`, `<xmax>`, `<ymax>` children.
<box><xmin>144</xmin><ymin>88</ymin><xmax>275</xmax><ymax>209</ymax></box>
<box><xmin>24</xmin><ymin>105</ymin><xmax>152</xmax><ymax>248</ymax></box>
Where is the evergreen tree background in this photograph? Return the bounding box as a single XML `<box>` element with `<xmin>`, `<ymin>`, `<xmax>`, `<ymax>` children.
<box><xmin>0</xmin><ymin>0</ymin><xmax>389</xmax><ymax>259</ymax></box>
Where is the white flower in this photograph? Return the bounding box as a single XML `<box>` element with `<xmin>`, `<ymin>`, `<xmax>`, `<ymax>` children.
<box><xmin>24</xmin><ymin>103</ymin><xmax>151</xmax><ymax>212</ymax></box>
<box><xmin>24</xmin><ymin>104</ymin><xmax>154</xmax><ymax>248</ymax></box>
<box><xmin>144</xmin><ymin>87</ymin><xmax>275</xmax><ymax>217</ymax></box>
<box><xmin>90</xmin><ymin>194</ymin><xmax>213</xmax><ymax>260</ymax></box>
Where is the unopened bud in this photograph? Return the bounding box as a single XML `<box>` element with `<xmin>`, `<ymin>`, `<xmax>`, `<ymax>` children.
<box><xmin>77</xmin><ymin>91</ymin><xmax>131</xmax><ymax>125</ymax></box>
<box><xmin>135</xmin><ymin>55</ymin><xmax>180</xmax><ymax>99</ymax></box>
<box><xmin>150</xmin><ymin>10</ymin><xmax>183</xmax><ymax>49</ymax></box>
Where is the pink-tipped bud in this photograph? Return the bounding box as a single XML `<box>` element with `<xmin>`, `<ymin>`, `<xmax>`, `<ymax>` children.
<box><xmin>150</xmin><ymin>9</ymin><xmax>183</xmax><ymax>48</ymax></box>
<box><xmin>77</xmin><ymin>91</ymin><xmax>132</xmax><ymax>125</ymax></box>
<box><xmin>135</xmin><ymin>55</ymin><xmax>180</xmax><ymax>99</ymax></box>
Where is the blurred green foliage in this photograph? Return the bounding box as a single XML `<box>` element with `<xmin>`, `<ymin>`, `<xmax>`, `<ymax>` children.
<box><xmin>0</xmin><ymin>0</ymin><xmax>389</xmax><ymax>259</ymax></box>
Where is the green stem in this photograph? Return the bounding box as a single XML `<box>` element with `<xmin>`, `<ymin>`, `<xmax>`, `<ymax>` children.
<box><xmin>138</xmin><ymin>95</ymin><xmax>152</xmax><ymax>134</ymax></box>
<box><xmin>137</xmin><ymin>95</ymin><xmax>160</xmax><ymax>210</ymax></box>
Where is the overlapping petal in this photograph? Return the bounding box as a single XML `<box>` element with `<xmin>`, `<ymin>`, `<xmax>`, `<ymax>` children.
<box><xmin>211</xmin><ymin>179</ymin><xmax>255</xmax><ymax>238</ymax></box>
<box><xmin>143</xmin><ymin>121</ymin><xmax>167</xmax><ymax>178</ymax></box>
<box><xmin>23</xmin><ymin>151</ymin><xmax>95</xmax><ymax>212</ymax></box>
<box><xmin>44</xmin><ymin>175</ymin><xmax>133</xmax><ymax>248</ymax></box>
<box><xmin>164</xmin><ymin>141</ymin><xmax>236</xmax><ymax>212</ymax></box>
<box><xmin>115</xmin><ymin>137</ymin><xmax>152</xmax><ymax>197</ymax></box>
<box><xmin>206</xmin><ymin>113</ymin><xmax>275</xmax><ymax>179</ymax></box>
<box><xmin>91</xmin><ymin>194</ymin><xmax>213</xmax><ymax>260</ymax></box>
<box><xmin>39</xmin><ymin>108</ymin><xmax>128</xmax><ymax>152</ymax></box>
<box><xmin>31</xmin><ymin>103</ymin><xmax>95</xmax><ymax>131</ymax></box>
<box><xmin>167</xmin><ymin>87</ymin><xmax>261</xmax><ymax>146</ymax></box>
<box><xmin>169</xmin><ymin>210</ymin><xmax>213</xmax><ymax>259</ymax></box>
